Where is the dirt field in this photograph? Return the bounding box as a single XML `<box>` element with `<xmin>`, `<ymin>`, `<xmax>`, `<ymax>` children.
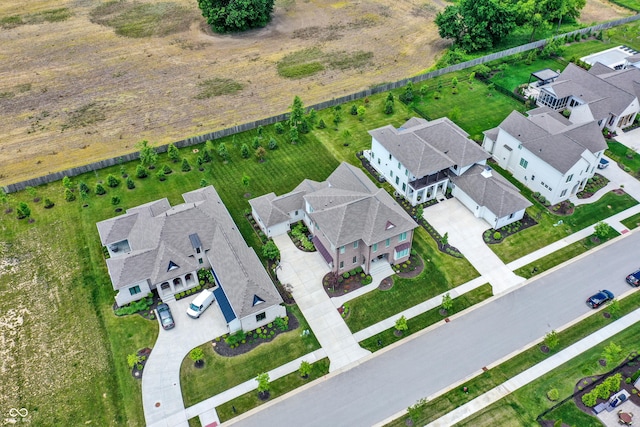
<box><xmin>0</xmin><ymin>0</ymin><xmax>630</xmax><ymax>187</ymax></box>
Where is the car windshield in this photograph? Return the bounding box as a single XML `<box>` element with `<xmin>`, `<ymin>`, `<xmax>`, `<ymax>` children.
<box><xmin>189</xmin><ymin>303</ymin><xmax>199</xmax><ymax>312</ymax></box>
<box><xmin>161</xmin><ymin>317</ymin><xmax>173</xmax><ymax>325</ymax></box>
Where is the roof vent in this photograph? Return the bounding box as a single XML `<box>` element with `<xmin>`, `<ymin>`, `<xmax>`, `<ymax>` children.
<box><xmin>481</xmin><ymin>166</ymin><xmax>492</xmax><ymax>178</ymax></box>
<box><xmin>386</xmin><ymin>221</ymin><xmax>395</xmax><ymax>230</ymax></box>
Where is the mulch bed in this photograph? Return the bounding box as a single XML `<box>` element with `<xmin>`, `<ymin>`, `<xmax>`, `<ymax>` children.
<box><xmin>484</xmin><ymin>212</ymin><xmax>538</xmax><ymax>244</ymax></box>
<box><xmin>323</xmin><ymin>272</ymin><xmax>372</xmax><ymax>298</ymax></box>
<box><xmin>378</xmin><ymin>277</ymin><xmax>394</xmax><ymax>291</ymax></box>
<box><xmin>131</xmin><ymin>347</ymin><xmax>152</xmax><ymax>379</ymax></box>
<box><xmin>394</xmin><ymin>253</ymin><xmax>424</xmax><ymax>278</ymax></box>
<box><xmin>577</xmin><ymin>173</ymin><xmax>609</xmax><ymax>199</ymax></box>
<box><xmin>213</xmin><ymin>310</ymin><xmax>300</xmax><ymax>357</ymax></box>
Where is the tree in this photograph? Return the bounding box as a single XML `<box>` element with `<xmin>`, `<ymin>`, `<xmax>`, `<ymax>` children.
<box><xmin>395</xmin><ymin>315</ymin><xmax>408</xmax><ymax>333</ymax></box>
<box><xmin>106</xmin><ymin>174</ymin><xmax>120</xmax><ymax>188</ymax></box>
<box><xmin>95</xmin><ymin>183</ymin><xmax>106</xmax><ymax>195</ymax></box>
<box><xmin>289</xmin><ymin>125</ymin><xmax>299</xmax><ymax>144</ymax></box>
<box><xmin>441</xmin><ymin>293</ymin><xmax>453</xmax><ymax>312</ymax></box>
<box><xmin>252</xmin><ymin>136</ymin><xmax>261</xmax><ymax>149</ymax></box>
<box><xmin>350</xmin><ymin>104</ymin><xmax>358</xmax><ymax>115</ymax></box>
<box><xmin>601</xmin><ymin>341</ymin><xmax>622</xmax><ymax>366</ymax></box>
<box><xmin>274</xmin><ymin>122</ymin><xmax>285</xmax><ymax>134</ymax></box>
<box><xmin>26</xmin><ymin>186</ymin><xmax>37</xmax><ymax>201</ymax></box>
<box><xmin>268</xmin><ymin>137</ymin><xmax>278</xmax><ymax>150</ymax></box>
<box><xmin>137</xmin><ymin>140</ymin><xmax>158</xmax><ymax>169</ymax></box>
<box><xmin>451</xmin><ymin>76</ymin><xmax>458</xmax><ymax>87</ymax></box>
<box><xmin>440</xmin><ymin>232</ymin><xmax>449</xmax><ymax>246</ymax></box>
<box><xmin>64</xmin><ymin>188</ymin><xmax>76</xmax><ymax>202</ymax></box>
<box><xmin>407</xmin><ymin>398</ymin><xmax>428</xmax><ymax>424</ymax></box>
<box><xmin>127</xmin><ymin>353</ymin><xmax>142</xmax><ymax>369</ymax></box>
<box><xmin>255</xmin><ymin>146</ymin><xmax>267</xmax><ymax>162</ymax></box>
<box><xmin>16</xmin><ymin>202</ymin><xmax>31</xmax><ymax>219</ymax></box>
<box><xmin>357</xmin><ymin>105</ymin><xmax>366</xmax><ymax>121</ymax></box>
<box><xmin>242</xmin><ymin>174</ymin><xmax>250</xmax><ymax>188</ymax></box>
<box><xmin>197</xmin><ymin>0</ymin><xmax>275</xmax><ymax>33</ymax></box>
<box><xmin>289</xmin><ymin>96</ymin><xmax>305</xmax><ymax>129</ymax></box>
<box><xmin>384</xmin><ymin>100</ymin><xmax>394</xmax><ymax>115</ymax></box>
<box><xmin>189</xmin><ymin>348</ymin><xmax>204</xmax><ymax>367</ymax></box>
<box><xmin>607</xmin><ymin>299</ymin><xmax>621</xmax><ymax>318</ymax></box>
<box><xmin>111</xmin><ymin>196</ymin><xmax>121</xmax><ymax>206</ymax></box>
<box><xmin>256</xmin><ymin>372</ymin><xmax>270</xmax><ymax>398</ymax></box>
<box><xmin>181</xmin><ymin>158</ymin><xmax>191</xmax><ymax>172</ymax></box>
<box><xmin>218</xmin><ymin>143</ymin><xmax>229</xmax><ymax>161</ymax></box>
<box><xmin>62</xmin><ymin>176</ymin><xmax>73</xmax><ymax>190</ymax></box>
<box><xmin>416</xmin><ymin>204</ymin><xmax>424</xmax><ymax>219</ymax></box>
<box><xmin>126</xmin><ymin>177</ymin><xmax>135</xmax><ymax>189</ymax></box>
<box><xmin>317</xmin><ymin>118</ymin><xmax>326</xmax><ymax>129</ymax></box>
<box><xmin>240</xmin><ymin>143</ymin><xmax>250</xmax><ymax>158</ymax></box>
<box><xmin>594</xmin><ymin>221</ymin><xmax>611</xmax><ymax>240</ymax></box>
<box><xmin>79</xmin><ymin>181</ymin><xmax>90</xmax><ymax>195</ymax></box>
<box><xmin>167</xmin><ymin>143</ymin><xmax>180</xmax><ymax>163</ymax></box>
<box><xmin>202</xmin><ymin>148</ymin><xmax>212</xmax><ymax>163</ymax></box>
<box><xmin>299</xmin><ymin>360</ymin><xmax>312</xmax><ymax>378</ymax></box>
<box><xmin>544</xmin><ymin>330</ymin><xmax>559</xmax><ymax>349</ymax></box>
<box><xmin>435</xmin><ymin>0</ymin><xmax>516</xmax><ymax>51</ymax></box>
<box><xmin>136</xmin><ymin>164</ymin><xmax>148</xmax><ymax>179</ymax></box>
<box><xmin>399</xmin><ymin>81</ymin><xmax>414</xmax><ymax>103</ymax></box>
<box><xmin>200</xmin><ymin>178</ymin><xmax>208</xmax><ymax>188</ymax></box>
<box><xmin>262</xmin><ymin>240</ymin><xmax>280</xmax><ymax>260</ymax></box>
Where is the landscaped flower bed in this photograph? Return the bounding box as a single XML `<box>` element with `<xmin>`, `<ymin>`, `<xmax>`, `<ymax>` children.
<box><xmin>323</xmin><ymin>267</ymin><xmax>373</xmax><ymax>297</ymax></box>
<box><xmin>245</xmin><ymin>212</ymin><xmax>268</xmax><ymax>244</ymax></box>
<box><xmin>577</xmin><ymin>173</ymin><xmax>609</xmax><ymax>199</ymax></box>
<box><xmin>483</xmin><ymin>213</ymin><xmax>538</xmax><ymax>244</ymax></box>
<box><xmin>288</xmin><ymin>222</ymin><xmax>315</xmax><ymax>252</ymax></box>
<box><xmin>392</xmin><ymin>249</ymin><xmax>424</xmax><ymax>278</ymax></box>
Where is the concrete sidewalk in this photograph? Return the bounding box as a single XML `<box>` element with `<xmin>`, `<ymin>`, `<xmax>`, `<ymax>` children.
<box><xmin>426</xmin><ymin>302</ymin><xmax>640</xmax><ymax>426</ymax></box>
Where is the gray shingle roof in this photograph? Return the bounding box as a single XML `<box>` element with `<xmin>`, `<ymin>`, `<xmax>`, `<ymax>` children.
<box><xmin>451</xmin><ymin>165</ymin><xmax>532</xmax><ymax>217</ymax></box>
<box><xmin>306</xmin><ymin>163</ymin><xmax>418</xmax><ymax>247</ymax></box>
<box><xmin>497</xmin><ymin>110</ymin><xmax>607</xmax><ymax>174</ymax></box>
<box><xmin>97</xmin><ymin>186</ymin><xmax>282</xmax><ymax>318</ymax></box>
<box><xmin>368</xmin><ymin>118</ymin><xmax>489</xmax><ymax>178</ymax></box>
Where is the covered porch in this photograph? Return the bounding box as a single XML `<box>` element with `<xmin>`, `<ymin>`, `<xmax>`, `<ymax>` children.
<box><xmin>157</xmin><ymin>270</ymin><xmax>199</xmax><ymax>301</ymax></box>
<box><xmin>407</xmin><ymin>171</ymin><xmax>449</xmax><ymax>206</ymax></box>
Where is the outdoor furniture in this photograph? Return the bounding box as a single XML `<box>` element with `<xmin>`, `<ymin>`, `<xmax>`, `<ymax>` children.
<box><xmin>618</xmin><ymin>410</ymin><xmax>633</xmax><ymax>425</ymax></box>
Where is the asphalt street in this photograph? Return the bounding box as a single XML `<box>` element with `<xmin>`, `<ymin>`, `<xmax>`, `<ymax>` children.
<box><xmin>228</xmin><ymin>231</ymin><xmax>640</xmax><ymax>427</ymax></box>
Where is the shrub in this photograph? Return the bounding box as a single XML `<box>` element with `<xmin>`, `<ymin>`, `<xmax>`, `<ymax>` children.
<box><xmin>95</xmin><ymin>183</ymin><xmax>106</xmax><ymax>195</ymax></box>
<box><xmin>181</xmin><ymin>158</ymin><xmax>191</xmax><ymax>172</ymax></box>
<box><xmin>595</xmin><ymin>382</ymin><xmax>610</xmax><ymax>400</ymax></box>
<box><xmin>163</xmin><ymin>164</ymin><xmax>172</xmax><ymax>175</ymax></box>
<box><xmin>111</xmin><ymin>196</ymin><xmax>121</xmax><ymax>206</ymax></box>
<box><xmin>317</xmin><ymin>119</ymin><xmax>326</xmax><ymax>129</ymax></box>
<box><xmin>274</xmin><ymin>122</ymin><xmax>285</xmax><ymax>134</ymax></box>
<box><xmin>268</xmin><ymin>137</ymin><xmax>278</xmax><ymax>150</ymax></box>
<box><xmin>136</xmin><ymin>164</ymin><xmax>148</xmax><ymax>178</ymax></box>
<box><xmin>106</xmin><ymin>174</ymin><xmax>120</xmax><ymax>188</ymax></box>
<box><xmin>362</xmin><ymin>275</ymin><xmax>372</xmax><ymax>285</ymax></box>
<box><xmin>156</xmin><ymin>170</ymin><xmax>166</xmax><ymax>181</ymax></box>
<box><xmin>582</xmin><ymin>392</ymin><xmax>597</xmax><ymax>407</ymax></box>
<box><xmin>493</xmin><ymin>232</ymin><xmax>501</xmax><ymax>240</ymax></box>
<box><xmin>126</xmin><ymin>177</ymin><xmax>135</xmax><ymax>189</ymax></box>
<box><xmin>44</xmin><ymin>198</ymin><xmax>54</xmax><ymax>208</ymax></box>
<box><xmin>547</xmin><ymin>388</ymin><xmax>559</xmax><ymax>401</ymax></box>
<box><xmin>64</xmin><ymin>188</ymin><xmax>76</xmax><ymax>202</ymax></box>
<box><xmin>343</xmin><ymin>272</ymin><xmax>350</xmax><ymax>279</ymax></box>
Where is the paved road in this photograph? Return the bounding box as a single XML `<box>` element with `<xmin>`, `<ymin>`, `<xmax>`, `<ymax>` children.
<box><xmin>227</xmin><ymin>231</ymin><xmax>640</xmax><ymax>427</ymax></box>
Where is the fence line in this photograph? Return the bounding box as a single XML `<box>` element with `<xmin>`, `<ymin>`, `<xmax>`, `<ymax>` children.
<box><xmin>3</xmin><ymin>14</ymin><xmax>640</xmax><ymax>193</ymax></box>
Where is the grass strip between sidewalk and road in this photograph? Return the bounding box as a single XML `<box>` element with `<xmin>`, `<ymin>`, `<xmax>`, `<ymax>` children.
<box><xmin>359</xmin><ymin>284</ymin><xmax>493</xmax><ymax>352</ymax></box>
<box><xmin>215</xmin><ymin>358</ymin><xmax>330</xmax><ymax>423</ymax></box>
<box><xmin>384</xmin><ymin>289</ymin><xmax>640</xmax><ymax>427</ymax></box>
<box><xmin>621</xmin><ymin>211</ymin><xmax>640</xmax><ymax>230</ymax></box>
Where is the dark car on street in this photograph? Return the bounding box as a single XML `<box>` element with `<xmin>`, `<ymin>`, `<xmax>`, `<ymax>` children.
<box><xmin>626</xmin><ymin>268</ymin><xmax>640</xmax><ymax>287</ymax></box>
<box><xmin>586</xmin><ymin>290</ymin><xmax>614</xmax><ymax>308</ymax></box>
<box><xmin>157</xmin><ymin>303</ymin><xmax>175</xmax><ymax>330</ymax></box>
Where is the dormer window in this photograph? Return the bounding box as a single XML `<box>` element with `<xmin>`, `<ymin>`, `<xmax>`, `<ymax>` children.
<box><xmin>253</xmin><ymin>295</ymin><xmax>265</xmax><ymax>306</ymax></box>
<box><xmin>386</xmin><ymin>221</ymin><xmax>395</xmax><ymax>230</ymax></box>
<box><xmin>167</xmin><ymin>261</ymin><xmax>179</xmax><ymax>271</ymax></box>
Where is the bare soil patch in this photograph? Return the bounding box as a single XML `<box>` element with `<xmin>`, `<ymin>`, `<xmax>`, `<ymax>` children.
<box><xmin>0</xmin><ymin>0</ymin><xmax>630</xmax><ymax>186</ymax></box>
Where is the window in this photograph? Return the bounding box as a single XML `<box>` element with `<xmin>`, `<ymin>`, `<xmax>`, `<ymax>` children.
<box><xmin>378</xmin><ymin>158</ymin><xmax>381</xmax><ymax>165</ymax></box>
<box><xmin>385</xmin><ymin>238</ymin><xmax>390</xmax><ymax>247</ymax></box>
<box><xmin>390</xmin><ymin>170</ymin><xmax>394</xmax><ymax>178</ymax></box>
<box><xmin>198</xmin><ymin>258</ymin><xmax>203</xmax><ymax>264</ymax></box>
<box><xmin>353</xmin><ymin>241</ymin><xmax>358</xmax><ymax>249</ymax></box>
<box><xmin>398</xmin><ymin>162</ymin><xmax>401</xmax><ymax>169</ymax></box>
<box><xmin>196</xmin><ymin>248</ymin><xmax>201</xmax><ymax>254</ymax></box>
<box><xmin>519</xmin><ymin>158</ymin><xmax>528</xmax><ymax>169</ymax></box>
<box><xmin>402</xmin><ymin>183</ymin><xmax>406</xmax><ymax>191</ymax></box>
<box><xmin>352</xmin><ymin>256</ymin><xmax>357</xmax><ymax>264</ymax></box>
<box><xmin>405</xmin><ymin>169</ymin><xmax>408</xmax><ymax>176</ymax></box>
<box><xmin>399</xmin><ymin>232</ymin><xmax>407</xmax><ymax>242</ymax></box>
<box><xmin>517</xmin><ymin>144</ymin><xmax>522</xmax><ymax>150</ymax></box>
<box><xmin>295</xmin><ymin>210</ymin><xmax>298</xmax><ymax>216</ymax></box>
<box><xmin>256</xmin><ymin>312</ymin><xmax>266</xmax><ymax>322</ymax></box>
<box><xmin>509</xmin><ymin>213</ymin><xmax>515</xmax><ymax>219</ymax></box>
<box><xmin>395</xmin><ymin>176</ymin><xmax>399</xmax><ymax>185</ymax></box>
<box><xmin>531</xmin><ymin>175</ymin><xmax>535</xmax><ymax>181</ymax></box>
<box><xmin>340</xmin><ymin>245</ymin><xmax>345</xmax><ymax>254</ymax></box>
<box><xmin>129</xmin><ymin>285</ymin><xmax>141</xmax><ymax>296</ymax></box>
<box><xmin>566</xmin><ymin>174</ymin><xmax>573</xmax><ymax>183</ymax></box>
<box><xmin>373</xmin><ymin>243</ymin><xmax>378</xmax><ymax>252</ymax></box>
<box><xmin>395</xmin><ymin>248</ymin><xmax>409</xmax><ymax>259</ymax></box>
<box><xmin>371</xmin><ymin>152</ymin><xmax>375</xmax><ymax>159</ymax></box>
<box><xmin>560</xmin><ymin>189</ymin><xmax>567</xmax><ymax>197</ymax></box>
<box><xmin>586</xmin><ymin>165</ymin><xmax>590</xmax><ymax>173</ymax></box>
<box><xmin>339</xmin><ymin>261</ymin><xmax>344</xmax><ymax>268</ymax></box>
<box><xmin>389</xmin><ymin>154</ymin><xmax>392</xmax><ymax>160</ymax></box>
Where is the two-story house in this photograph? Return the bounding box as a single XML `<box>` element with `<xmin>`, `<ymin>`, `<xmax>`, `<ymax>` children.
<box><xmin>97</xmin><ymin>186</ymin><xmax>286</xmax><ymax>333</ymax></box>
<box><xmin>250</xmin><ymin>162</ymin><xmax>418</xmax><ymax>275</ymax></box>
<box><xmin>536</xmin><ymin>62</ymin><xmax>640</xmax><ymax>132</ymax></box>
<box><xmin>483</xmin><ymin>107</ymin><xmax>607</xmax><ymax>206</ymax></box>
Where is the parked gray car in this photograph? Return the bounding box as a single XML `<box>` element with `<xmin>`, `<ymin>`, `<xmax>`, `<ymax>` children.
<box><xmin>157</xmin><ymin>303</ymin><xmax>175</xmax><ymax>330</ymax></box>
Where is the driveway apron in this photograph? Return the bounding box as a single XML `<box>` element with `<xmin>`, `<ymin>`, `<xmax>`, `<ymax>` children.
<box><xmin>143</xmin><ymin>297</ymin><xmax>228</xmax><ymax>427</ymax></box>
<box><xmin>423</xmin><ymin>198</ymin><xmax>525</xmax><ymax>294</ymax></box>
<box><xmin>273</xmin><ymin>234</ymin><xmax>370</xmax><ymax>372</ymax></box>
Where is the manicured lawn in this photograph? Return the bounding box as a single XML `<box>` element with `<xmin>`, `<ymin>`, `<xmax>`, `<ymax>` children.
<box><xmin>606</xmin><ymin>140</ymin><xmax>640</xmax><ymax>176</ymax></box>
<box><xmin>621</xmin><ymin>211</ymin><xmax>640</xmax><ymax>229</ymax></box>
<box><xmin>487</xmin><ymin>163</ymin><xmax>638</xmax><ymax>263</ymax></box>
<box><xmin>180</xmin><ymin>305</ymin><xmax>320</xmax><ymax>408</ymax></box>
<box><xmin>385</xmin><ymin>290</ymin><xmax>640</xmax><ymax>427</ymax></box>
<box><xmin>216</xmin><ymin>358</ymin><xmax>330</xmax><ymax>422</ymax></box>
<box><xmin>359</xmin><ymin>284</ymin><xmax>492</xmax><ymax>351</ymax></box>
<box><xmin>514</xmin><ymin>228</ymin><xmax>620</xmax><ymax>279</ymax></box>
<box><xmin>489</xmin><ymin>57</ymin><xmax>567</xmax><ymax>91</ymax></box>
<box><xmin>344</xmin><ymin>227</ymin><xmax>479</xmax><ymax>333</ymax></box>
<box><xmin>609</xmin><ymin>0</ymin><xmax>640</xmax><ymax>12</ymax></box>
<box><xmin>407</xmin><ymin>75</ymin><xmax>528</xmax><ymax>140</ymax></box>
<box><xmin>456</xmin><ymin>314</ymin><xmax>640</xmax><ymax>427</ymax></box>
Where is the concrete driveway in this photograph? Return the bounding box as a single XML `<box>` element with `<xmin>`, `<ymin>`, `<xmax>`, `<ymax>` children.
<box><xmin>615</xmin><ymin>127</ymin><xmax>640</xmax><ymax>153</ymax></box>
<box><xmin>422</xmin><ymin>198</ymin><xmax>525</xmax><ymax>294</ymax></box>
<box><xmin>143</xmin><ymin>294</ymin><xmax>228</xmax><ymax>427</ymax></box>
<box><xmin>273</xmin><ymin>234</ymin><xmax>370</xmax><ymax>372</ymax></box>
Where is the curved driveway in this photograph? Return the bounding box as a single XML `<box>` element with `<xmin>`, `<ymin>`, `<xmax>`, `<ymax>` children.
<box><xmin>227</xmin><ymin>230</ymin><xmax>640</xmax><ymax>427</ymax></box>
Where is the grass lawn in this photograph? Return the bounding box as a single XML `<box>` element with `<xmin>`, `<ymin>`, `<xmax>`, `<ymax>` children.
<box><xmin>514</xmin><ymin>227</ymin><xmax>620</xmax><ymax>279</ymax></box>
<box><xmin>456</xmin><ymin>313</ymin><xmax>640</xmax><ymax>427</ymax></box>
<box><xmin>407</xmin><ymin>75</ymin><xmax>528</xmax><ymax>140</ymax></box>
<box><xmin>385</xmin><ymin>290</ymin><xmax>640</xmax><ymax>427</ymax></box>
<box><xmin>489</xmin><ymin>57</ymin><xmax>567</xmax><ymax>92</ymax></box>
<box><xmin>359</xmin><ymin>284</ymin><xmax>492</xmax><ymax>351</ymax></box>
<box><xmin>606</xmin><ymin>140</ymin><xmax>640</xmax><ymax>176</ymax></box>
<box><xmin>344</xmin><ymin>227</ymin><xmax>479</xmax><ymax>333</ymax></box>
<box><xmin>180</xmin><ymin>305</ymin><xmax>320</xmax><ymax>408</ymax></box>
<box><xmin>621</xmin><ymin>211</ymin><xmax>640</xmax><ymax>230</ymax></box>
<box><xmin>487</xmin><ymin>163</ymin><xmax>638</xmax><ymax>263</ymax></box>
<box><xmin>216</xmin><ymin>358</ymin><xmax>330</xmax><ymax>422</ymax></box>
<box><xmin>610</xmin><ymin>0</ymin><xmax>640</xmax><ymax>11</ymax></box>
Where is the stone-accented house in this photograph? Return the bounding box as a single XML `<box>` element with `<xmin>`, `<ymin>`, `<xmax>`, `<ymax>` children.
<box><xmin>364</xmin><ymin>117</ymin><xmax>530</xmax><ymax>228</ymax></box>
<box><xmin>483</xmin><ymin>107</ymin><xmax>607</xmax><ymax>206</ymax></box>
<box><xmin>250</xmin><ymin>162</ymin><xmax>418</xmax><ymax>275</ymax></box>
<box><xmin>535</xmin><ymin>62</ymin><xmax>640</xmax><ymax>132</ymax></box>
<box><xmin>97</xmin><ymin>186</ymin><xmax>285</xmax><ymax>333</ymax></box>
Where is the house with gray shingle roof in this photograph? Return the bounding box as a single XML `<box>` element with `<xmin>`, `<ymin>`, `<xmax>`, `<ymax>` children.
<box><xmin>250</xmin><ymin>162</ymin><xmax>418</xmax><ymax>275</ymax></box>
<box><xmin>483</xmin><ymin>108</ymin><xmax>607</xmax><ymax>206</ymax></box>
<box><xmin>536</xmin><ymin>62</ymin><xmax>639</xmax><ymax>132</ymax></box>
<box><xmin>364</xmin><ymin>117</ymin><xmax>529</xmax><ymax>228</ymax></box>
<box><xmin>97</xmin><ymin>186</ymin><xmax>285</xmax><ymax>333</ymax></box>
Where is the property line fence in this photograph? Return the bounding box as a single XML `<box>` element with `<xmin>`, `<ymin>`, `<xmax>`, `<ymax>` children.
<box><xmin>3</xmin><ymin>14</ymin><xmax>640</xmax><ymax>194</ymax></box>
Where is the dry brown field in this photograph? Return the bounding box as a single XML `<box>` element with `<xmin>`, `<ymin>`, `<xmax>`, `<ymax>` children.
<box><xmin>0</xmin><ymin>0</ymin><xmax>630</xmax><ymax>187</ymax></box>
